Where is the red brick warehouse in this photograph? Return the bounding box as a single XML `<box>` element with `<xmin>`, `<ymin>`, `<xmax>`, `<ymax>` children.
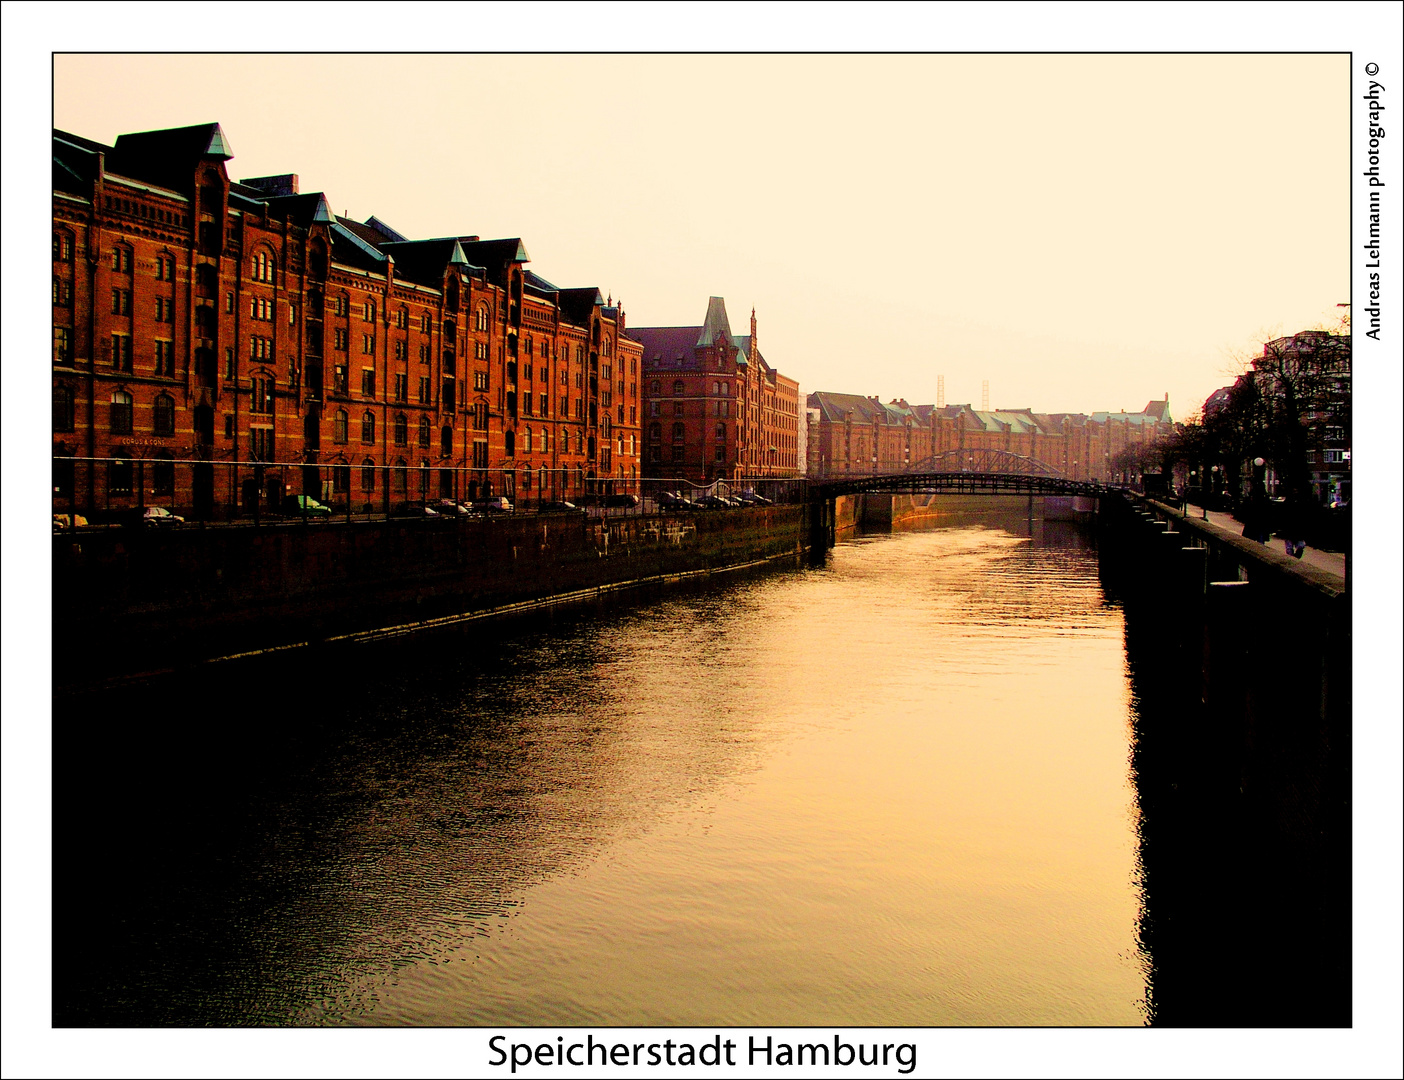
<box><xmin>52</xmin><ymin>122</ymin><xmax>642</xmax><ymax>516</ymax></box>
<box><xmin>631</xmin><ymin>297</ymin><xmax>801</xmax><ymax>487</ymax></box>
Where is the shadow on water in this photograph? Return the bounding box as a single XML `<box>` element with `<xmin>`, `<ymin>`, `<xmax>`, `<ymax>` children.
<box><xmin>1104</xmin><ymin>539</ymin><xmax>1351</xmax><ymax>1027</ymax></box>
<box><xmin>53</xmin><ymin>568</ymin><xmax>796</xmax><ymax>1026</ymax></box>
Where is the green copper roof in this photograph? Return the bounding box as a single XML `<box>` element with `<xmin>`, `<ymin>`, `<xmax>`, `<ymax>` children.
<box><xmin>696</xmin><ymin>297</ymin><xmax>732</xmax><ymax>347</ymax></box>
<box><xmin>204</xmin><ymin>124</ymin><xmax>233</xmax><ymax>159</ymax></box>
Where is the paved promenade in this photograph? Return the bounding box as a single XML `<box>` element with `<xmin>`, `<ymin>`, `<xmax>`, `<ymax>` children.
<box><xmin>1180</xmin><ymin>501</ymin><xmax>1346</xmax><ymax>582</ymax></box>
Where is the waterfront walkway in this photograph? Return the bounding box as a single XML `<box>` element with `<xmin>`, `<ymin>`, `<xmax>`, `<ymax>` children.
<box><xmin>1180</xmin><ymin>502</ymin><xmax>1347</xmax><ymax>582</ymax></box>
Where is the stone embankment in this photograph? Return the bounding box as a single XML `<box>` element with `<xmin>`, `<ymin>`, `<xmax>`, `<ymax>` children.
<box><xmin>54</xmin><ymin>506</ymin><xmax>810</xmax><ymax>687</ymax></box>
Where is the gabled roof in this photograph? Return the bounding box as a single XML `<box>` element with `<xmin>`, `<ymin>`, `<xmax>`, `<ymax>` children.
<box><xmin>1142</xmin><ymin>397</ymin><xmax>1172</xmax><ymax>423</ymax></box>
<box><xmin>109</xmin><ymin>123</ymin><xmax>233</xmax><ymax>190</ymax></box>
<box><xmin>365</xmin><ymin>216</ymin><xmax>408</xmax><ymax>243</ymax></box>
<box><xmin>261</xmin><ymin>192</ymin><xmax>336</xmax><ymax>228</ymax></box>
<box><xmin>558</xmin><ymin>287</ymin><xmax>604</xmax><ymax>327</ymax></box>
<box><xmin>329</xmin><ymin>220</ymin><xmax>389</xmax><ymax>271</ymax></box>
<box><xmin>52</xmin><ymin>132</ymin><xmax>102</xmax><ymax>197</ymax></box>
<box><xmin>524</xmin><ymin>269</ymin><xmax>560</xmax><ymax>293</ymax></box>
<box><xmin>631</xmin><ymin>325</ymin><xmax>704</xmax><ymax>364</ymax></box>
<box><xmin>379</xmin><ymin>238</ymin><xmax>483</xmax><ymax>287</ymax></box>
<box><xmin>450</xmin><ymin>238</ymin><xmax>529</xmax><ymax>288</ymax></box>
<box><xmin>807</xmin><ymin>391</ymin><xmax>892</xmax><ymax>424</ymax></box>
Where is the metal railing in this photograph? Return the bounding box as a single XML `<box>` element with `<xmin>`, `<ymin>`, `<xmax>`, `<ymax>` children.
<box><xmin>51</xmin><ymin>456</ymin><xmax>812</xmax><ymax>529</ymax></box>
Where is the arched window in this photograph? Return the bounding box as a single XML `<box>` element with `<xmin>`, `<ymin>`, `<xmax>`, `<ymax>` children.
<box><xmin>110</xmin><ymin>391</ymin><xmax>133</xmax><ymax>435</ymax></box>
<box><xmin>673</xmin><ymin>380</ymin><xmax>684</xmax><ymax>395</ymax></box>
<box><xmin>441</xmin><ymin>426</ymin><xmax>453</xmax><ymax>458</ymax></box>
<box><xmin>334</xmin><ymin>409</ymin><xmax>348</xmax><ymax>444</ymax></box>
<box><xmin>394</xmin><ymin>413</ymin><xmax>408</xmax><ymax>446</ymax></box>
<box><xmin>418</xmin><ymin>416</ymin><xmax>431</xmax><ymax>448</ymax></box>
<box><xmin>715</xmin><ymin>423</ymin><xmax>726</xmax><ymax>441</ymax></box>
<box><xmin>672</xmin><ymin>422</ymin><xmax>685</xmax><ymax>441</ymax></box>
<box><xmin>476</xmin><ymin>304</ymin><xmax>489</xmax><ymax>332</ymax></box>
<box><xmin>363</xmin><ymin>298</ymin><xmax>376</xmax><ymax>323</ymax></box>
<box><xmin>361</xmin><ymin>411</ymin><xmax>376</xmax><ymax>444</ymax></box>
<box><xmin>111</xmin><ymin>244</ymin><xmax>132</xmax><ymax>274</ymax></box>
<box><xmin>154</xmin><ymin>394</ymin><xmax>176</xmax><ymax>436</ymax></box>
<box><xmin>361</xmin><ymin>458</ymin><xmax>376</xmax><ymax>492</ymax></box>
<box><xmin>394</xmin><ymin>458</ymin><xmax>408</xmax><ymax>491</ymax></box>
<box><xmin>53</xmin><ymin>385</ymin><xmax>75</xmax><ymax>432</ymax></box>
<box><xmin>523</xmin><ymin>428</ymin><xmax>532</xmax><ymax>454</ymax></box>
<box><xmin>650</xmin><ymin>380</ymin><xmax>660</xmax><ymax>394</ymax></box>
<box><xmin>332</xmin><ymin>462</ymin><xmax>350</xmax><ymax>493</ymax></box>
<box><xmin>251</xmin><ymin>250</ymin><xmax>274</xmax><ymax>283</ymax></box>
<box><xmin>648</xmin><ymin>422</ymin><xmax>661</xmax><ymax>441</ymax></box>
<box><xmin>53</xmin><ymin>230</ymin><xmax>73</xmax><ymax>262</ymax></box>
<box><xmin>397</xmin><ymin>306</ymin><xmax>409</xmax><ymax>330</ymax></box>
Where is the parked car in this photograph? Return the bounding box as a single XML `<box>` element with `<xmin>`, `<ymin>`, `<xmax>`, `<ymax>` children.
<box><xmin>432</xmin><ymin>499</ymin><xmax>474</xmax><ymax>517</ymax></box>
<box><xmin>695</xmin><ymin>495</ymin><xmax>732</xmax><ymax>511</ymax></box>
<box><xmin>538</xmin><ymin>500</ymin><xmax>582</xmax><ymax>513</ymax></box>
<box><xmin>472</xmin><ymin>496</ymin><xmax>514</xmax><ymax>514</ymax></box>
<box><xmin>658</xmin><ymin>491</ymin><xmax>699</xmax><ymax>511</ymax></box>
<box><xmin>603</xmin><ymin>493</ymin><xmax>640</xmax><ymax>508</ymax></box>
<box><xmin>53</xmin><ymin>513</ymin><xmax>89</xmax><ymax>531</ymax></box>
<box><xmin>736</xmin><ymin>490</ymin><xmax>772</xmax><ymax>507</ymax></box>
<box><xmin>282</xmin><ymin>495</ymin><xmax>333</xmax><ymax>517</ymax></box>
<box><xmin>142</xmin><ymin>506</ymin><xmax>185</xmax><ymax>526</ymax></box>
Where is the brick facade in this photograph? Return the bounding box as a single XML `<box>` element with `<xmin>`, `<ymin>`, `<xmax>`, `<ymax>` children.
<box><xmin>806</xmin><ymin>391</ymin><xmax>1174</xmax><ymax>483</ymax></box>
<box><xmin>53</xmin><ymin>123</ymin><xmax>641</xmax><ymax>516</ymax></box>
<box><xmin>632</xmin><ymin>298</ymin><xmax>801</xmax><ymax>486</ymax></box>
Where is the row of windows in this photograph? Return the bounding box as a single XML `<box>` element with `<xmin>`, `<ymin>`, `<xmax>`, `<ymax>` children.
<box><xmin>69</xmin><ymin>389</ymin><xmax>180</xmax><ymax>437</ymax></box>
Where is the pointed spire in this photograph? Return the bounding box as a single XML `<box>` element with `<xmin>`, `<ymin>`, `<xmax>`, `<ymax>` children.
<box><xmin>449</xmin><ymin>239</ymin><xmax>469</xmax><ymax>267</ymax></box>
<box><xmin>696</xmin><ymin>296</ymin><xmax>732</xmax><ymax>347</ymax></box>
<box><xmin>203</xmin><ymin>123</ymin><xmax>233</xmax><ymax>159</ymax></box>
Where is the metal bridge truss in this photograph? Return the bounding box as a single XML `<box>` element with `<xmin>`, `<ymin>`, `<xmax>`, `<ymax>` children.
<box><xmin>906</xmin><ymin>448</ymin><xmax>1065</xmax><ymax>477</ymax></box>
<box><xmin>815</xmin><ymin>471</ymin><xmax>1116</xmax><ymax>500</ymax></box>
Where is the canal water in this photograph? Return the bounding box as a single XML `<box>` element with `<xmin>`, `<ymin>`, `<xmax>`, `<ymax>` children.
<box><xmin>55</xmin><ymin>511</ymin><xmax>1151</xmax><ymax>1026</ymax></box>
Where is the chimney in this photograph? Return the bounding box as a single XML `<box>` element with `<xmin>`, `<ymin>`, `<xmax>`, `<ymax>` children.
<box><xmin>239</xmin><ymin>173</ymin><xmax>299</xmax><ymax>198</ymax></box>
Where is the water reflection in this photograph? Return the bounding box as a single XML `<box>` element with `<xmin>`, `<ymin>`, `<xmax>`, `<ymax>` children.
<box><xmin>55</xmin><ymin>512</ymin><xmax>1149</xmax><ymax>1026</ymax></box>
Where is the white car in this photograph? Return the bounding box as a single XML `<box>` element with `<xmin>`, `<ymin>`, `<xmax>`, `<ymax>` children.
<box><xmin>142</xmin><ymin>506</ymin><xmax>185</xmax><ymax>526</ymax></box>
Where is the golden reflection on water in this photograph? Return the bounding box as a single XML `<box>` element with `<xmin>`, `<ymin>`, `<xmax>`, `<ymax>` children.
<box><xmin>283</xmin><ymin>521</ymin><xmax>1144</xmax><ymax>1026</ymax></box>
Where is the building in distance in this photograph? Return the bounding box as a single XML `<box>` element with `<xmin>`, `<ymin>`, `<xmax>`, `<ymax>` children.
<box><xmin>806</xmin><ymin>390</ymin><xmax>1175</xmax><ymax>483</ymax></box>
<box><xmin>631</xmin><ymin>297</ymin><xmax>801</xmax><ymax>486</ymax></box>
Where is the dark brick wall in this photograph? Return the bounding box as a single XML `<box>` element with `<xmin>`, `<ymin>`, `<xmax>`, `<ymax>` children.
<box><xmin>54</xmin><ymin>507</ymin><xmax>808</xmax><ymax>685</ymax></box>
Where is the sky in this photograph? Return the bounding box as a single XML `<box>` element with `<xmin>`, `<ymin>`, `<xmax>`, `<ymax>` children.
<box><xmin>6</xmin><ymin>5</ymin><xmax>1402</xmax><ymax>1078</ymax></box>
<box><xmin>50</xmin><ymin>52</ymin><xmax>1348</xmax><ymax>421</ymax></box>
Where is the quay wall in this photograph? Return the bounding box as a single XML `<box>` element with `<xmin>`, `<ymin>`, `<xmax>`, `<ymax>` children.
<box><xmin>53</xmin><ymin>507</ymin><xmax>809</xmax><ymax>685</ymax></box>
<box><xmin>1101</xmin><ymin>493</ymin><xmax>1350</xmax><ymax>1023</ymax></box>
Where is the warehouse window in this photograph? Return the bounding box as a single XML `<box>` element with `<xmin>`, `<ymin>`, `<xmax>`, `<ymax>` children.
<box><xmin>110</xmin><ymin>391</ymin><xmax>134</xmax><ymax>435</ymax></box>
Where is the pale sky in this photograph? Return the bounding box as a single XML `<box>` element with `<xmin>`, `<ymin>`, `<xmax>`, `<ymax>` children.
<box><xmin>52</xmin><ymin>52</ymin><xmax>1348</xmax><ymax>420</ymax></box>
